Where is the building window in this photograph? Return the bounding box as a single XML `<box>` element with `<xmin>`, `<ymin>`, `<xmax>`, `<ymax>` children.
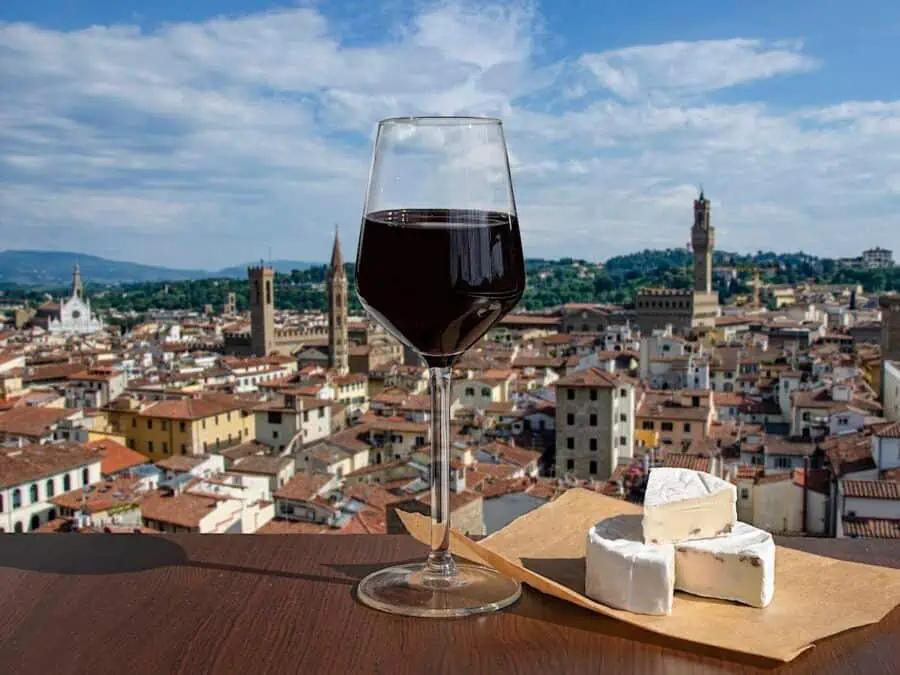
<box><xmin>131</xmin><ymin>418</ymin><xmax>136</xmax><ymax>428</ymax></box>
<box><xmin>30</xmin><ymin>515</ymin><xmax>40</xmax><ymax>531</ymax></box>
<box><xmin>0</xmin><ymin>494</ymin><xmax>3</xmax><ymax>512</ymax></box>
<box><xmin>30</xmin><ymin>484</ymin><xmax>38</xmax><ymax>504</ymax></box>
<box><xmin>465</xmin><ymin>387</ymin><xmax>475</xmax><ymax>397</ymax></box>
<box><xmin>273</xmin><ymin>430</ymin><xmax>279</xmax><ymax>439</ymax></box>
<box><xmin>202</xmin><ymin>420</ymin><xmax>207</xmax><ymax>429</ymax></box>
<box><xmin>566</xmin><ymin>437</ymin><xmax>574</xmax><ymax>450</ymax></box>
<box><xmin>180</xmin><ymin>421</ymin><xmax>186</xmax><ymax>432</ymax></box>
<box><xmin>661</xmin><ymin>422</ymin><xmax>674</xmax><ymax>432</ymax></box>
<box><xmin>589</xmin><ymin>460</ymin><xmax>598</xmax><ymax>475</ymax></box>
<box><xmin>12</xmin><ymin>488</ymin><xmax>21</xmax><ymax>509</ymax></box>
<box><xmin>481</xmin><ymin>387</ymin><xmax>491</xmax><ymax>397</ymax></box>
<box><xmin>802</xmin><ymin>412</ymin><xmax>811</xmax><ymax>421</ymax></box>
<box><xmin>566</xmin><ymin>413</ymin><xmax>575</xmax><ymax>425</ymax></box>
<box><xmin>45</xmin><ymin>479</ymin><xmax>55</xmax><ymax>497</ymax></box>
<box><xmin>619</xmin><ymin>388</ymin><xmax>627</xmax><ymax>398</ymax></box>
<box><xmin>163</xmin><ymin>442</ymin><xmax>169</xmax><ymax>454</ymax></box>
<box><xmin>147</xmin><ymin>419</ymin><xmax>153</xmax><ymax>429</ymax></box>
<box><xmin>838</xmin><ymin>417</ymin><xmax>848</xmax><ymax>426</ymax></box>
<box><xmin>161</xmin><ymin>420</ymin><xmax>168</xmax><ymax>431</ymax></box>
<box><xmin>13</xmin><ymin>522</ymin><xmax>22</xmax><ymax>533</ymax></box>
<box><xmin>642</xmin><ymin>421</ymin><xmax>654</xmax><ymax>430</ymax></box>
<box><xmin>215</xmin><ymin>416</ymin><xmax>219</xmax><ymax>426</ymax></box>
<box><xmin>589</xmin><ymin>414</ymin><xmax>597</xmax><ymax>426</ymax></box>
<box><xmin>268</xmin><ymin>411</ymin><xmax>283</xmax><ymax>425</ymax></box>
<box><xmin>148</xmin><ymin>441</ymin><xmax>154</xmax><ymax>452</ymax></box>
<box><xmin>590</xmin><ymin>389</ymin><xmax>598</xmax><ymax>401</ymax></box>
<box><xmin>590</xmin><ymin>438</ymin><xmax>597</xmax><ymax>451</ymax></box>
<box><xmin>740</xmin><ymin>488</ymin><xmax>750</xmax><ymax>500</ymax></box>
<box><xmin>774</xmin><ymin>456</ymin><xmax>792</xmax><ymax>469</ymax></box>
<box><xmin>319</xmin><ymin>409</ymin><xmax>325</xmax><ymax>419</ymax></box>
<box><xmin>684</xmin><ymin>423</ymin><xmax>692</xmax><ymax>433</ymax></box>
<box><xmin>620</xmin><ymin>414</ymin><xmax>627</xmax><ymax>423</ymax></box>
<box><xmin>82</xmin><ymin>468</ymin><xmax>89</xmax><ymax>485</ymax></box>
<box><xmin>567</xmin><ymin>389</ymin><xmax>575</xmax><ymax>401</ymax></box>
<box><xmin>266</xmin><ymin>280</ymin><xmax>272</xmax><ymax>304</ymax></box>
<box><xmin>619</xmin><ymin>436</ymin><xmax>627</xmax><ymax>446</ymax></box>
<box><xmin>566</xmin><ymin>459</ymin><xmax>574</xmax><ymax>471</ymax></box>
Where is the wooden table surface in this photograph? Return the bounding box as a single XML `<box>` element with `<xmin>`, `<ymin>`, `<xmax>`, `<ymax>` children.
<box><xmin>0</xmin><ymin>534</ymin><xmax>898</xmax><ymax>675</ymax></box>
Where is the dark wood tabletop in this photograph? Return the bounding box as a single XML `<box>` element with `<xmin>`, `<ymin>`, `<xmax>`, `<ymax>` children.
<box><xmin>0</xmin><ymin>534</ymin><xmax>898</xmax><ymax>675</ymax></box>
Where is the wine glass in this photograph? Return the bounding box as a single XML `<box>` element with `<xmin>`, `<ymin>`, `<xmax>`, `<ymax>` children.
<box><xmin>355</xmin><ymin>116</ymin><xmax>526</xmax><ymax>617</ymax></box>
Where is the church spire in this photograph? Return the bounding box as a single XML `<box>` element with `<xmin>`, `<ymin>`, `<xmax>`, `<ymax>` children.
<box><xmin>72</xmin><ymin>263</ymin><xmax>83</xmax><ymax>299</ymax></box>
<box><xmin>330</xmin><ymin>225</ymin><xmax>345</xmax><ymax>276</ymax></box>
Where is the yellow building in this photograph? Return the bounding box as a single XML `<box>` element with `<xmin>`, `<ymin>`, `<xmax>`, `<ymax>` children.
<box><xmin>108</xmin><ymin>394</ymin><xmax>256</xmax><ymax>461</ymax></box>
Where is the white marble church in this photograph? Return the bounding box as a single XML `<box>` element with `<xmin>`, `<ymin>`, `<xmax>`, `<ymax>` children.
<box><xmin>48</xmin><ymin>264</ymin><xmax>104</xmax><ymax>335</ymax></box>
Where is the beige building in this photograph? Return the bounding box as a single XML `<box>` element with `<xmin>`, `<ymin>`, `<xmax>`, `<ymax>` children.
<box><xmin>554</xmin><ymin>368</ymin><xmax>636</xmax><ymax>480</ymax></box>
<box><xmin>108</xmin><ymin>394</ymin><xmax>256</xmax><ymax>459</ymax></box>
<box><xmin>636</xmin><ymin>389</ymin><xmax>714</xmax><ymax>449</ymax></box>
<box><xmin>636</xmin><ymin>192</ymin><xmax>719</xmax><ymax>336</ymax></box>
<box><xmin>453</xmin><ymin>370</ymin><xmax>514</xmax><ymax>409</ymax></box>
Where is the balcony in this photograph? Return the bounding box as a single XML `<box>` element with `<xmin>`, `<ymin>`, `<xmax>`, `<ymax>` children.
<box><xmin>0</xmin><ymin>534</ymin><xmax>897</xmax><ymax>673</ymax></box>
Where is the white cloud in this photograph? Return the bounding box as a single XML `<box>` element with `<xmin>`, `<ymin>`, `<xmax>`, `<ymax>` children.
<box><xmin>0</xmin><ymin>3</ymin><xmax>898</xmax><ymax>267</ymax></box>
<box><xmin>579</xmin><ymin>39</ymin><xmax>818</xmax><ymax>101</ymax></box>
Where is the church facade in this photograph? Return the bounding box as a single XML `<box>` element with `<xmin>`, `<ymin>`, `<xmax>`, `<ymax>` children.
<box><xmin>48</xmin><ymin>264</ymin><xmax>104</xmax><ymax>335</ymax></box>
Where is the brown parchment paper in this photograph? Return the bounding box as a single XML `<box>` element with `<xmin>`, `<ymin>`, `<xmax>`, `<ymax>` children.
<box><xmin>398</xmin><ymin>488</ymin><xmax>900</xmax><ymax>662</ymax></box>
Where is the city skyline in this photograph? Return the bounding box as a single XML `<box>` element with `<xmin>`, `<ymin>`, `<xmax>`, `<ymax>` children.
<box><xmin>3</xmin><ymin>1</ymin><xmax>900</xmax><ymax>266</ymax></box>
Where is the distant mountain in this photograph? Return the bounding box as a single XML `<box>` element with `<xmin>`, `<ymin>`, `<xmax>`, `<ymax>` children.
<box><xmin>213</xmin><ymin>260</ymin><xmax>318</xmax><ymax>278</ymax></box>
<box><xmin>0</xmin><ymin>250</ymin><xmax>321</xmax><ymax>286</ymax></box>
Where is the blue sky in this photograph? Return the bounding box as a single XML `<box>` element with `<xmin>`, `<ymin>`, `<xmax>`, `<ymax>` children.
<box><xmin>2</xmin><ymin>0</ymin><xmax>900</xmax><ymax>268</ymax></box>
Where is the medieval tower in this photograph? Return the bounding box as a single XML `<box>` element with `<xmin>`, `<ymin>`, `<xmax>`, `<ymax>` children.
<box><xmin>692</xmin><ymin>190</ymin><xmax>714</xmax><ymax>293</ymax></box>
<box><xmin>248</xmin><ymin>264</ymin><xmax>275</xmax><ymax>357</ymax></box>
<box><xmin>328</xmin><ymin>228</ymin><xmax>349</xmax><ymax>374</ymax></box>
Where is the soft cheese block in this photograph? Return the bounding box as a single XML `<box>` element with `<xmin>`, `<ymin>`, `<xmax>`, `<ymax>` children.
<box><xmin>674</xmin><ymin>521</ymin><xmax>775</xmax><ymax>608</ymax></box>
<box><xmin>643</xmin><ymin>467</ymin><xmax>736</xmax><ymax>544</ymax></box>
<box><xmin>585</xmin><ymin>514</ymin><xmax>675</xmax><ymax>616</ymax></box>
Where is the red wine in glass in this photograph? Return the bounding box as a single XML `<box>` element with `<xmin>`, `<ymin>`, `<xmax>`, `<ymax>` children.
<box><xmin>357</xmin><ymin>208</ymin><xmax>525</xmax><ymax>367</ymax></box>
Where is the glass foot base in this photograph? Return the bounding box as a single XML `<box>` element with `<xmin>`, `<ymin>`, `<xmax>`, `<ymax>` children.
<box><xmin>357</xmin><ymin>561</ymin><xmax>522</xmax><ymax>618</ymax></box>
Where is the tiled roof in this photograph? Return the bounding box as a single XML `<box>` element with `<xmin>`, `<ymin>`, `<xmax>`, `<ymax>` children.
<box><xmin>843</xmin><ymin>517</ymin><xmax>900</xmax><ymax>539</ymax></box>
<box><xmin>873</xmin><ymin>421</ymin><xmax>900</xmax><ymax>438</ymax></box>
<box><xmin>478</xmin><ymin>441</ymin><xmax>541</xmax><ymax>468</ymax></box>
<box><xmin>274</xmin><ymin>471</ymin><xmax>332</xmax><ymax>502</ymax></box>
<box><xmin>662</xmin><ymin>454</ymin><xmax>711</xmax><ymax>473</ymax></box>
<box><xmin>231</xmin><ymin>455</ymin><xmax>292</xmax><ymax>476</ymax></box>
<box><xmin>141</xmin><ymin>394</ymin><xmax>247</xmax><ymax>420</ymax></box>
<box><xmin>155</xmin><ymin>455</ymin><xmax>208</xmax><ymax>473</ymax></box>
<box><xmin>140</xmin><ymin>490</ymin><xmax>225</xmax><ymax>529</ymax></box>
<box><xmin>22</xmin><ymin>362</ymin><xmax>86</xmax><ymax>383</ymax></box>
<box><xmin>820</xmin><ymin>430</ymin><xmax>877</xmax><ymax>477</ymax></box>
<box><xmin>842</xmin><ymin>480</ymin><xmax>900</xmax><ymax>500</ymax></box>
<box><xmin>554</xmin><ymin>368</ymin><xmax>629</xmax><ymax>389</ymax></box>
<box><xmin>0</xmin><ymin>406</ymin><xmax>79</xmax><ymax>438</ymax></box>
<box><xmin>83</xmin><ymin>439</ymin><xmax>149</xmax><ymax>475</ymax></box>
<box><xmin>51</xmin><ymin>475</ymin><xmax>145</xmax><ymax>514</ymax></box>
<box><xmin>0</xmin><ymin>443</ymin><xmax>98</xmax><ymax>489</ymax></box>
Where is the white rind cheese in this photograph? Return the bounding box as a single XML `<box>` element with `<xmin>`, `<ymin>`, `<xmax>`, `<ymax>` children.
<box><xmin>585</xmin><ymin>514</ymin><xmax>675</xmax><ymax>616</ymax></box>
<box><xmin>643</xmin><ymin>468</ymin><xmax>737</xmax><ymax>544</ymax></box>
<box><xmin>674</xmin><ymin>521</ymin><xmax>775</xmax><ymax>608</ymax></box>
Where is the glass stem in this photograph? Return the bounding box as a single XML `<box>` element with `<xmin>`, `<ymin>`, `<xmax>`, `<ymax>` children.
<box><xmin>426</xmin><ymin>366</ymin><xmax>456</xmax><ymax>577</ymax></box>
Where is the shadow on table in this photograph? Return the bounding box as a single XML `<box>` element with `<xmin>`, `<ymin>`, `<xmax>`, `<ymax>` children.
<box><xmin>515</xmin><ymin>556</ymin><xmax>784</xmax><ymax>671</ymax></box>
<box><xmin>0</xmin><ymin>535</ymin><xmax>360</xmax><ymax>587</ymax></box>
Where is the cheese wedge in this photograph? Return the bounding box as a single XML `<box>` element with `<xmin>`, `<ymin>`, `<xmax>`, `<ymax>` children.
<box><xmin>643</xmin><ymin>467</ymin><xmax>736</xmax><ymax>544</ymax></box>
<box><xmin>675</xmin><ymin>521</ymin><xmax>775</xmax><ymax>608</ymax></box>
<box><xmin>585</xmin><ymin>514</ymin><xmax>675</xmax><ymax>616</ymax></box>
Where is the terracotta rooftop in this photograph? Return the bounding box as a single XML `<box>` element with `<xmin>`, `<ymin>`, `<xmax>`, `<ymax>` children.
<box><xmin>141</xmin><ymin>395</ymin><xmax>248</xmax><ymax>420</ymax></box>
<box><xmin>140</xmin><ymin>490</ymin><xmax>225</xmax><ymax>529</ymax></box>
<box><xmin>0</xmin><ymin>406</ymin><xmax>80</xmax><ymax>439</ymax></box>
<box><xmin>342</xmin><ymin>483</ymin><xmax>395</xmax><ymax>510</ymax></box>
<box><xmin>83</xmin><ymin>439</ymin><xmax>149</xmax><ymax>476</ymax></box>
<box><xmin>554</xmin><ymin>367</ymin><xmax>630</xmax><ymax>389</ymax></box>
<box><xmin>231</xmin><ymin>455</ymin><xmax>293</xmax><ymax>476</ymax></box>
<box><xmin>873</xmin><ymin>421</ymin><xmax>900</xmax><ymax>439</ymax></box>
<box><xmin>792</xmin><ymin>467</ymin><xmax>831</xmax><ymax>496</ymax></box>
<box><xmin>0</xmin><ymin>443</ymin><xmax>99</xmax><ymax>490</ymax></box>
<box><xmin>843</xmin><ymin>517</ymin><xmax>900</xmax><ymax>539</ymax></box>
<box><xmin>51</xmin><ymin>475</ymin><xmax>146</xmax><ymax>514</ymax></box>
<box><xmin>842</xmin><ymin>480</ymin><xmax>900</xmax><ymax>500</ymax></box>
<box><xmin>155</xmin><ymin>455</ymin><xmax>209</xmax><ymax>473</ymax></box>
<box><xmin>662</xmin><ymin>454</ymin><xmax>712</xmax><ymax>473</ymax></box>
<box><xmin>820</xmin><ymin>430</ymin><xmax>877</xmax><ymax>477</ymax></box>
<box><xmin>274</xmin><ymin>471</ymin><xmax>332</xmax><ymax>502</ymax></box>
<box><xmin>22</xmin><ymin>362</ymin><xmax>86</xmax><ymax>383</ymax></box>
<box><xmin>478</xmin><ymin>441</ymin><xmax>541</xmax><ymax>468</ymax></box>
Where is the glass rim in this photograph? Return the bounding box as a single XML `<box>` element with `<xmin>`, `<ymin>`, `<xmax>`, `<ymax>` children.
<box><xmin>378</xmin><ymin>115</ymin><xmax>502</xmax><ymax>126</ymax></box>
